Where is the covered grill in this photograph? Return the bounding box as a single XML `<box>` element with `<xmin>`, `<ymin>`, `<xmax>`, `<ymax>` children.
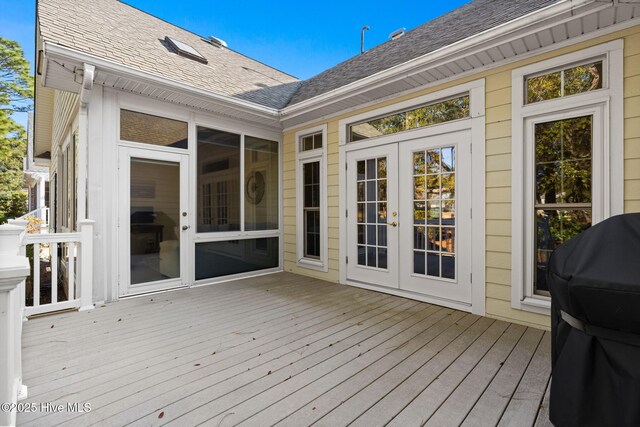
<box><xmin>548</xmin><ymin>213</ymin><xmax>640</xmax><ymax>427</ymax></box>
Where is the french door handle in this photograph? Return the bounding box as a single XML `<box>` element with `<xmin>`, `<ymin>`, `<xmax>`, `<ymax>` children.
<box><xmin>387</xmin><ymin>221</ymin><xmax>398</xmax><ymax>227</ymax></box>
<box><xmin>182</xmin><ymin>225</ymin><xmax>190</xmax><ymax>231</ymax></box>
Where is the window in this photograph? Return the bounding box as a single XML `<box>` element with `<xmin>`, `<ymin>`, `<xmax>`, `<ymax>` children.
<box><xmin>60</xmin><ymin>138</ymin><xmax>76</xmax><ymax>231</ymax></box>
<box><xmin>245</xmin><ymin>136</ymin><xmax>279</xmax><ymax>231</ymax></box>
<box><xmin>296</xmin><ymin>126</ymin><xmax>328</xmax><ymax>270</ymax></box>
<box><xmin>348</xmin><ymin>95</ymin><xmax>469</xmax><ymax>142</ymax></box>
<box><xmin>120</xmin><ymin>109</ymin><xmax>188</xmax><ymax>149</ymax></box>
<box><xmin>194</xmin><ymin>123</ymin><xmax>281</xmax><ymax>281</ymax></box>
<box><xmin>196</xmin><ymin>125</ymin><xmax>279</xmax><ymax>234</ymax></box>
<box><xmin>511</xmin><ymin>41</ymin><xmax>623</xmax><ymax>314</ymax></box>
<box><xmin>533</xmin><ymin>116</ymin><xmax>593</xmax><ymax>294</ymax></box>
<box><xmin>526</xmin><ymin>61</ymin><xmax>603</xmax><ymax>104</ymax></box>
<box><xmin>303</xmin><ymin>162</ymin><xmax>321</xmax><ymax>258</ymax></box>
<box><xmin>197</xmin><ymin>127</ymin><xmax>241</xmax><ymax>232</ymax></box>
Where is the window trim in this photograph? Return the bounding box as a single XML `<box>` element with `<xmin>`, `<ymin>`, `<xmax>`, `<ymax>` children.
<box><xmin>295</xmin><ymin>124</ymin><xmax>328</xmax><ymax>272</ymax></box>
<box><xmin>511</xmin><ymin>40</ymin><xmax>624</xmax><ymax>315</ymax></box>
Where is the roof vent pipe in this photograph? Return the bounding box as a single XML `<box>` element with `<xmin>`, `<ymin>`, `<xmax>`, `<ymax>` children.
<box><xmin>389</xmin><ymin>28</ymin><xmax>406</xmax><ymax>40</ymax></box>
<box><xmin>208</xmin><ymin>36</ymin><xmax>228</xmax><ymax>48</ymax></box>
<box><xmin>361</xmin><ymin>25</ymin><xmax>370</xmax><ymax>54</ymax></box>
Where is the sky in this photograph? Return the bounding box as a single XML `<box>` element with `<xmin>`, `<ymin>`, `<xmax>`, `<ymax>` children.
<box><xmin>1</xmin><ymin>0</ymin><xmax>470</xmax><ymax>128</ymax></box>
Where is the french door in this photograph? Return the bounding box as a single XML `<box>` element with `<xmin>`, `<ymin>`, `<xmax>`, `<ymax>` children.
<box><xmin>118</xmin><ymin>147</ymin><xmax>190</xmax><ymax>296</ymax></box>
<box><xmin>346</xmin><ymin>130</ymin><xmax>472</xmax><ymax>305</ymax></box>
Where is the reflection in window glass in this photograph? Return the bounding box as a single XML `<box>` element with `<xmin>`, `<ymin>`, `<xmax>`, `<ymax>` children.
<box><xmin>303</xmin><ymin>161</ymin><xmax>321</xmax><ymax>258</ymax></box>
<box><xmin>356</xmin><ymin>157</ymin><xmax>388</xmax><ymax>269</ymax></box>
<box><xmin>526</xmin><ymin>61</ymin><xmax>603</xmax><ymax>104</ymax></box>
<box><xmin>300</xmin><ymin>132</ymin><xmax>322</xmax><ymax>151</ymax></box>
<box><xmin>195</xmin><ymin>238</ymin><xmax>279</xmax><ymax>280</ymax></box>
<box><xmin>534</xmin><ymin>115</ymin><xmax>592</xmax><ymax>294</ymax></box>
<box><xmin>197</xmin><ymin>127</ymin><xmax>240</xmax><ymax>232</ymax></box>
<box><xmin>412</xmin><ymin>146</ymin><xmax>456</xmax><ymax>279</ymax></box>
<box><xmin>245</xmin><ymin>136</ymin><xmax>279</xmax><ymax>231</ymax></box>
<box><xmin>130</xmin><ymin>159</ymin><xmax>180</xmax><ymax>285</ymax></box>
<box><xmin>120</xmin><ymin>110</ymin><xmax>188</xmax><ymax>148</ymax></box>
<box><xmin>349</xmin><ymin>95</ymin><xmax>469</xmax><ymax>142</ymax></box>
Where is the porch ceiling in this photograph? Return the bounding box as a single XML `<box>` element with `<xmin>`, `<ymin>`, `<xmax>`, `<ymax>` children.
<box><xmin>19</xmin><ymin>272</ymin><xmax>551</xmax><ymax>426</ymax></box>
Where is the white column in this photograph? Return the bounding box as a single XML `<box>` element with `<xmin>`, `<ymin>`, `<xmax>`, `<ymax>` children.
<box><xmin>78</xmin><ymin>219</ymin><xmax>95</xmax><ymax>311</ymax></box>
<box><xmin>0</xmin><ymin>224</ymin><xmax>30</xmax><ymax>427</ymax></box>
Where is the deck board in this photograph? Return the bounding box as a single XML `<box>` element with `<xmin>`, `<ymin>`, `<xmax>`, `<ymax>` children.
<box><xmin>17</xmin><ymin>272</ymin><xmax>552</xmax><ymax>427</ymax></box>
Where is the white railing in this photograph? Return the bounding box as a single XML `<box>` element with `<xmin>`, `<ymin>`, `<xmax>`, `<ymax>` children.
<box><xmin>17</xmin><ymin>207</ymin><xmax>49</xmax><ymax>227</ymax></box>
<box><xmin>24</xmin><ymin>232</ymin><xmax>80</xmax><ymax>316</ymax></box>
<box><xmin>8</xmin><ymin>219</ymin><xmax>94</xmax><ymax>317</ymax></box>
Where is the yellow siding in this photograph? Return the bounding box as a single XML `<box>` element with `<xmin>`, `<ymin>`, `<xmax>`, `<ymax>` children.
<box><xmin>282</xmin><ymin>25</ymin><xmax>640</xmax><ymax>329</ymax></box>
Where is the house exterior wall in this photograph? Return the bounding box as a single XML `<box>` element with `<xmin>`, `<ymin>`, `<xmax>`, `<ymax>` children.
<box><xmin>283</xmin><ymin>25</ymin><xmax>640</xmax><ymax>329</ymax></box>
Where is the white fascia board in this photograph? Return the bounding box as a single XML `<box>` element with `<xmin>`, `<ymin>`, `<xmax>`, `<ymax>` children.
<box><xmin>280</xmin><ymin>0</ymin><xmax>603</xmax><ymax>120</ymax></box>
<box><xmin>43</xmin><ymin>42</ymin><xmax>281</xmax><ymax>122</ymax></box>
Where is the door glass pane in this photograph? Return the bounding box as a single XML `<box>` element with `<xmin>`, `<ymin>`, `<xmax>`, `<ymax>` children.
<box><xmin>197</xmin><ymin>127</ymin><xmax>241</xmax><ymax>232</ymax></box>
<box><xmin>356</xmin><ymin>157</ymin><xmax>388</xmax><ymax>269</ymax></box>
<box><xmin>130</xmin><ymin>159</ymin><xmax>180</xmax><ymax>285</ymax></box>
<box><xmin>412</xmin><ymin>147</ymin><xmax>456</xmax><ymax>279</ymax></box>
<box><xmin>245</xmin><ymin>136</ymin><xmax>279</xmax><ymax>231</ymax></box>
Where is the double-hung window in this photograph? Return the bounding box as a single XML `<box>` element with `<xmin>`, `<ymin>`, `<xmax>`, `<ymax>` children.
<box><xmin>511</xmin><ymin>41</ymin><xmax>623</xmax><ymax>313</ymax></box>
<box><xmin>296</xmin><ymin>125</ymin><xmax>328</xmax><ymax>271</ymax></box>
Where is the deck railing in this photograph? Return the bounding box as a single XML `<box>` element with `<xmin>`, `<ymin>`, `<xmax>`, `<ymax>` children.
<box><xmin>7</xmin><ymin>219</ymin><xmax>94</xmax><ymax>317</ymax></box>
<box><xmin>17</xmin><ymin>206</ymin><xmax>50</xmax><ymax>227</ymax></box>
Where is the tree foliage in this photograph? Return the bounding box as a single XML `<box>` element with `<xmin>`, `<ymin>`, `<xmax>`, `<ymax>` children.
<box><xmin>0</xmin><ymin>37</ymin><xmax>33</xmax><ymax>113</ymax></box>
<box><xmin>0</xmin><ymin>37</ymin><xmax>33</xmax><ymax>223</ymax></box>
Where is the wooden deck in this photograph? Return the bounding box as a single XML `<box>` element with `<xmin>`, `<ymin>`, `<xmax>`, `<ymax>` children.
<box><xmin>18</xmin><ymin>272</ymin><xmax>552</xmax><ymax>426</ymax></box>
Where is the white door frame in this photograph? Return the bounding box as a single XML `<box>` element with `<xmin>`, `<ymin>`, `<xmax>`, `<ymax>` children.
<box><xmin>338</xmin><ymin>79</ymin><xmax>486</xmax><ymax>315</ymax></box>
<box><xmin>118</xmin><ymin>146</ymin><xmax>190</xmax><ymax>296</ymax></box>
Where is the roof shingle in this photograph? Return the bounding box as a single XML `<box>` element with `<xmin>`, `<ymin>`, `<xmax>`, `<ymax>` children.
<box><xmin>38</xmin><ymin>0</ymin><xmax>302</xmax><ymax>109</ymax></box>
<box><xmin>286</xmin><ymin>0</ymin><xmax>561</xmax><ymax>106</ymax></box>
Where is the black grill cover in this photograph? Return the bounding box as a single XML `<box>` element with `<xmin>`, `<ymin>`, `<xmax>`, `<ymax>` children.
<box><xmin>548</xmin><ymin>213</ymin><xmax>640</xmax><ymax>427</ymax></box>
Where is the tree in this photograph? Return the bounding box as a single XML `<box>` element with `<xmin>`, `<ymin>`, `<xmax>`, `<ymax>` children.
<box><xmin>0</xmin><ymin>37</ymin><xmax>33</xmax><ymax>223</ymax></box>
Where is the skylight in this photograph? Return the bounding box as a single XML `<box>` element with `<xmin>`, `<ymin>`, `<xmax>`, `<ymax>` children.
<box><xmin>164</xmin><ymin>36</ymin><xmax>208</xmax><ymax>64</ymax></box>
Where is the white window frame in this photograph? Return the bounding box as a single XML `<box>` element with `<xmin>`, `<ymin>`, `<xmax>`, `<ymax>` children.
<box><xmin>295</xmin><ymin>124</ymin><xmax>328</xmax><ymax>272</ymax></box>
<box><xmin>511</xmin><ymin>40</ymin><xmax>624</xmax><ymax>314</ymax></box>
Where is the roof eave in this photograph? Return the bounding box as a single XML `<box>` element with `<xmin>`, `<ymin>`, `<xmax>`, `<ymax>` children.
<box><xmin>42</xmin><ymin>42</ymin><xmax>282</xmax><ymax>123</ymax></box>
<box><xmin>280</xmin><ymin>0</ymin><xmax>604</xmax><ymax>121</ymax></box>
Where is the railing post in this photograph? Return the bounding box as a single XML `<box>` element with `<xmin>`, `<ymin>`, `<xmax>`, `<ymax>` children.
<box><xmin>7</xmin><ymin>220</ymin><xmax>28</xmax><ymax>322</ymax></box>
<box><xmin>0</xmin><ymin>224</ymin><xmax>30</xmax><ymax>427</ymax></box>
<box><xmin>78</xmin><ymin>219</ymin><xmax>95</xmax><ymax>311</ymax></box>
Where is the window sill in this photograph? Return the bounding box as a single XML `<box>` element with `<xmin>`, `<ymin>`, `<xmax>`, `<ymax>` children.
<box><xmin>297</xmin><ymin>258</ymin><xmax>327</xmax><ymax>273</ymax></box>
<box><xmin>519</xmin><ymin>296</ymin><xmax>551</xmax><ymax>315</ymax></box>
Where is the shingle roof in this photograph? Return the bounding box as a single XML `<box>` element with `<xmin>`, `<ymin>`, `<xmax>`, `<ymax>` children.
<box><xmin>37</xmin><ymin>0</ymin><xmax>302</xmax><ymax>109</ymax></box>
<box><xmin>38</xmin><ymin>0</ymin><xmax>562</xmax><ymax>110</ymax></box>
<box><xmin>286</xmin><ymin>0</ymin><xmax>561</xmax><ymax>106</ymax></box>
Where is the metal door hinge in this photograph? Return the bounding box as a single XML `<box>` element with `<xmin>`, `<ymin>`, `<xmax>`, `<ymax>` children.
<box><xmin>346</xmin><ymin>209</ymin><xmax>348</xmax><ymax>218</ymax></box>
<box><xmin>346</xmin><ymin>256</ymin><xmax>349</xmax><ymax>264</ymax></box>
<box><xmin>470</xmin><ymin>273</ymin><xmax>473</xmax><ymax>283</ymax></box>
